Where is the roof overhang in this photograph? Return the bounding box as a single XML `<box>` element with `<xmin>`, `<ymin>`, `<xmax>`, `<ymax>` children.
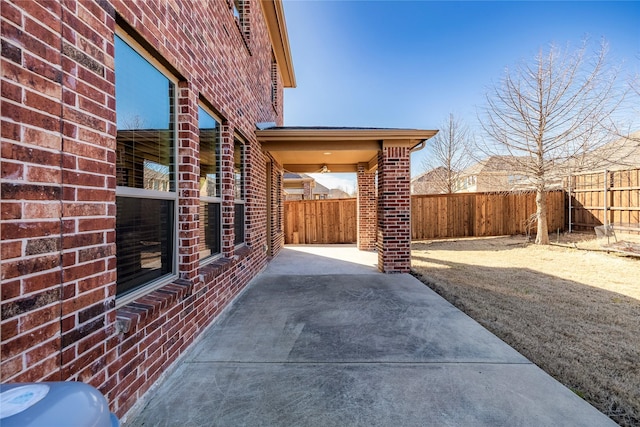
<box><xmin>261</xmin><ymin>0</ymin><xmax>296</xmax><ymax>88</ymax></box>
<box><xmin>257</xmin><ymin>127</ymin><xmax>438</xmax><ymax>173</ymax></box>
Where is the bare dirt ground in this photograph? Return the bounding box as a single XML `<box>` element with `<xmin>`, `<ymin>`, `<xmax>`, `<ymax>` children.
<box><xmin>411</xmin><ymin>232</ymin><xmax>640</xmax><ymax>427</ymax></box>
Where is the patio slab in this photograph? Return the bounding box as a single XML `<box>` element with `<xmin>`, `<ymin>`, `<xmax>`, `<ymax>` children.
<box><xmin>124</xmin><ymin>245</ymin><xmax>615</xmax><ymax>427</ymax></box>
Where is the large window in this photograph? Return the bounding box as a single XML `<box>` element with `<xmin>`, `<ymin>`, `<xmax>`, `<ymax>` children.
<box><xmin>234</xmin><ymin>138</ymin><xmax>245</xmax><ymax>246</ymax></box>
<box><xmin>199</xmin><ymin>106</ymin><xmax>222</xmax><ymax>260</ymax></box>
<box><xmin>115</xmin><ymin>32</ymin><xmax>177</xmax><ymax>299</ymax></box>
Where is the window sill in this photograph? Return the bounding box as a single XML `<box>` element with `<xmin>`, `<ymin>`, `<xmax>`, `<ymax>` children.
<box><xmin>115</xmin><ymin>273</ymin><xmax>180</xmax><ymax>310</ymax></box>
<box><xmin>234</xmin><ymin>244</ymin><xmax>250</xmax><ymax>258</ymax></box>
<box><xmin>199</xmin><ymin>256</ymin><xmax>234</xmax><ymax>282</ymax></box>
<box><xmin>115</xmin><ymin>278</ymin><xmax>193</xmax><ymax>335</ymax></box>
<box><xmin>200</xmin><ymin>245</ymin><xmax>250</xmax><ymax>282</ymax></box>
<box><xmin>199</xmin><ymin>252</ymin><xmax>224</xmax><ymax>268</ymax></box>
<box><xmin>115</xmin><ymin>247</ymin><xmax>253</xmax><ymax>336</ymax></box>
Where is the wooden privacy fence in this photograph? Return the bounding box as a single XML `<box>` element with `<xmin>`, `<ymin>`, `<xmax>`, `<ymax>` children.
<box><xmin>284</xmin><ymin>199</ymin><xmax>357</xmax><ymax>244</ymax></box>
<box><xmin>284</xmin><ymin>191</ymin><xmax>566</xmax><ymax>244</ymax></box>
<box><xmin>411</xmin><ymin>190</ymin><xmax>565</xmax><ymax>240</ymax></box>
<box><xmin>567</xmin><ymin>168</ymin><xmax>640</xmax><ymax>231</ymax></box>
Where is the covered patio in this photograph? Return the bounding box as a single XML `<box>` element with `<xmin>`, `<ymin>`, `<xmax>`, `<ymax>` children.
<box><xmin>257</xmin><ymin>127</ymin><xmax>437</xmax><ymax>272</ymax></box>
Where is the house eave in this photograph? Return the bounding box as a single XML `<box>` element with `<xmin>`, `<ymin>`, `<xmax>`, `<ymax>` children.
<box><xmin>257</xmin><ymin>127</ymin><xmax>438</xmax><ymax>173</ymax></box>
<box><xmin>257</xmin><ymin>127</ymin><xmax>437</xmax><ymax>145</ymax></box>
<box><xmin>261</xmin><ymin>0</ymin><xmax>296</xmax><ymax>88</ymax></box>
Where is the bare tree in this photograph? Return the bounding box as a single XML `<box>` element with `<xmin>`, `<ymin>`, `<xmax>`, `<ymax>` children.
<box><xmin>479</xmin><ymin>40</ymin><xmax>620</xmax><ymax>244</ymax></box>
<box><xmin>121</xmin><ymin>113</ymin><xmax>146</xmax><ymax>130</ymax></box>
<box><xmin>419</xmin><ymin>113</ymin><xmax>473</xmax><ymax>194</ymax></box>
<box><xmin>614</xmin><ymin>71</ymin><xmax>640</xmax><ymax>143</ymax></box>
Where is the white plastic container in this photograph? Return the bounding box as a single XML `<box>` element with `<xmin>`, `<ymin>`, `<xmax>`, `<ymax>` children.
<box><xmin>0</xmin><ymin>382</ymin><xmax>119</xmax><ymax>427</ymax></box>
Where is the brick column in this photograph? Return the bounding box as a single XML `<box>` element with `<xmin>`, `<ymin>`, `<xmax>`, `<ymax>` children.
<box><xmin>357</xmin><ymin>163</ymin><xmax>376</xmax><ymax>251</ymax></box>
<box><xmin>220</xmin><ymin>124</ymin><xmax>235</xmax><ymax>258</ymax></box>
<box><xmin>177</xmin><ymin>81</ymin><xmax>199</xmax><ymax>281</ymax></box>
<box><xmin>303</xmin><ymin>180</ymin><xmax>312</xmax><ymax>200</ymax></box>
<box><xmin>377</xmin><ymin>143</ymin><xmax>412</xmax><ymax>273</ymax></box>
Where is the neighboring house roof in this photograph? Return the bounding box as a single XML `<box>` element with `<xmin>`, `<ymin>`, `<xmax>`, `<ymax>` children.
<box><xmin>283</xmin><ymin>172</ymin><xmax>330</xmax><ymax>198</ymax></box>
<box><xmin>329</xmin><ymin>188</ymin><xmax>351</xmax><ymax>199</ymax></box>
<box><xmin>313</xmin><ymin>182</ymin><xmax>330</xmax><ymax>195</ymax></box>
<box><xmin>283</xmin><ymin>172</ymin><xmax>314</xmax><ymax>181</ymax></box>
<box><xmin>412</xmin><ymin>166</ymin><xmax>448</xmax><ymax>183</ymax></box>
<box><xmin>283</xmin><ymin>173</ymin><xmax>344</xmax><ymax>197</ymax></box>
<box><xmin>411</xmin><ymin>167</ymin><xmax>449</xmax><ymax>194</ymax></box>
<box><xmin>574</xmin><ymin>131</ymin><xmax>640</xmax><ymax>171</ymax></box>
<box><xmin>456</xmin><ymin>155</ymin><xmax>542</xmax><ymax>192</ymax></box>
<box><xmin>460</xmin><ymin>155</ymin><xmax>530</xmax><ymax>176</ymax></box>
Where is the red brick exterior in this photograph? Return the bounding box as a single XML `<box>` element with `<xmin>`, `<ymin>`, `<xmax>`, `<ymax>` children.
<box><xmin>267</xmin><ymin>162</ymin><xmax>284</xmax><ymax>256</ymax></box>
<box><xmin>377</xmin><ymin>145</ymin><xmax>412</xmax><ymax>272</ymax></box>
<box><xmin>1</xmin><ymin>0</ymin><xmax>284</xmax><ymax>418</ymax></box>
<box><xmin>303</xmin><ymin>180</ymin><xmax>312</xmax><ymax>199</ymax></box>
<box><xmin>357</xmin><ymin>164</ymin><xmax>377</xmax><ymax>250</ymax></box>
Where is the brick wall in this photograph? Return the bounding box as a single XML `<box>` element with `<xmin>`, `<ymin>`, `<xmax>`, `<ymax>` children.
<box><xmin>377</xmin><ymin>145</ymin><xmax>412</xmax><ymax>273</ymax></box>
<box><xmin>1</xmin><ymin>0</ymin><xmax>285</xmax><ymax>418</ymax></box>
<box><xmin>357</xmin><ymin>164</ymin><xmax>377</xmax><ymax>250</ymax></box>
<box><xmin>267</xmin><ymin>162</ymin><xmax>284</xmax><ymax>256</ymax></box>
<box><xmin>303</xmin><ymin>180</ymin><xmax>312</xmax><ymax>199</ymax></box>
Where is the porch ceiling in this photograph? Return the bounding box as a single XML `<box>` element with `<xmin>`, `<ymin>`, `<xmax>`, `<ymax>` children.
<box><xmin>256</xmin><ymin>127</ymin><xmax>438</xmax><ymax>173</ymax></box>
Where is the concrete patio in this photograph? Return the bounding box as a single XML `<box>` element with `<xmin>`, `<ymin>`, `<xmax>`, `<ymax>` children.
<box><xmin>124</xmin><ymin>245</ymin><xmax>615</xmax><ymax>426</ymax></box>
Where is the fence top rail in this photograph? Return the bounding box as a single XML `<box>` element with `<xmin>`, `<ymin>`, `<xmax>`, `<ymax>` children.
<box><xmin>285</xmin><ymin>198</ymin><xmax>356</xmax><ymax>203</ymax></box>
<box><xmin>412</xmin><ymin>189</ymin><xmax>564</xmax><ymax>198</ymax></box>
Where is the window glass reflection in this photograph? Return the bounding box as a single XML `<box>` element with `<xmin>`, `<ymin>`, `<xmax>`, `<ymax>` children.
<box><xmin>115</xmin><ymin>35</ymin><xmax>174</xmax><ymax>191</ymax></box>
<box><xmin>234</xmin><ymin>139</ymin><xmax>243</xmax><ymax>200</ymax></box>
<box><xmin>198</xmin><ymin>107</ymin><xmax>220</xmax><ymax>198</ymax></box>
<box><xmin>234</xmin><ymin>203</ymin><xmax>245</xmax><ymax>246</ymax></box>
<box><xmin>234</xmin><ymin>139</ymin><xmax>245</xmax><ymax>245</ymax></box>
<box><xmin>114</xmin><ymin>33</ymin><xmax>176</xmax><ymax>297</ymax></box>
<box><xmin>116</xmin><ymin>197</ymin><xmax>174</xmax><ymax>296</ymax></box>
<box><xmin>198</xmin><ymin>106</ymin><xmax>222</xmax><ymax>259</ymax></box>
<box><xmin>199</xmin><ymin>201</ymin><xmax>221</xmax><ymax>259</ymax></box>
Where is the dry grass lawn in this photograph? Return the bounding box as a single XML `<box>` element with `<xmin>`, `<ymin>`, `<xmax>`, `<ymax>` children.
<box><xmin>411</xmin><ymin>233</ymin><xmax>640</xmax><ymax>427</ymax></box>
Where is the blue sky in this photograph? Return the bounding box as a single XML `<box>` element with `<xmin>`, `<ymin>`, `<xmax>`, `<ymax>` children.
<box><xmin>281</xmin><ymin>1</ymin><xmax>640</xmax><ymax>192</ymax></box>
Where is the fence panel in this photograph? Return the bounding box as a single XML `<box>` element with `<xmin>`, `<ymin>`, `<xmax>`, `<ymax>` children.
<box><xmin>284</xmin><ymin>199</ymin><xmax>358</xmax><ymax>244</ymax></box>
<box><xmin>284</xmin><ymin>191</ymin><xmax>565</xmax><ymax>244</ymax></box>
<box><xmin>411</xmin><ymin>190</ymin><xmax>565</xmax><ymax>240</ymax></box>
<box><xmin>567</xmin><ymin>168</ymin><xmax>640</xmax><ymax>231</ymax></box>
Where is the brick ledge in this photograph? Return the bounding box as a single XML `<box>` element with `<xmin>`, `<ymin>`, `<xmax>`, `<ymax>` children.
<box><xmin>115</xmin><ymin>278</ymin><xmax>193</xmax><ymax>334</ymax></box>
<box><xmin>116</xmin><ymin>247</ymin><xmax>252</xmax><ymax>334</ymax></box>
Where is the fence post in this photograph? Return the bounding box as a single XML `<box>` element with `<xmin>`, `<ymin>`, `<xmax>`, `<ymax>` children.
<box><xmin>568</xmin><ymin>173</ymin><xmax>573</xmax><ymax>233</ymax></box>
<box><xmin>603</xmin><ymin>170</ymin><xmax>608</xmax><ymax>228</ymax></box>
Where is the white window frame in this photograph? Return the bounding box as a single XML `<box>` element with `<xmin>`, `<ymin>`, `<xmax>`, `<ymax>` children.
<box><xmin>115</xmin><ymin>28</ymin><xmax>179</xmax><ymax>308</ymax></box>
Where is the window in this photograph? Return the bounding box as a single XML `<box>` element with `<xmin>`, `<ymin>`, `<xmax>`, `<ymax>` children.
<box><xmin>114</xmin><ymin>32</ymin><xmax>177</xmax><ymax>299</ymax></box>
<box><xmin>234</xmin><ymin>138</ymin><xmax>245</xmax><ymax>246</ymax></box>
<box><xmin>199</xmin><ymin>106</ymin><xmax>222</xmax><ymax>260</ymax></box>
<box><xmin>232</xmin><ymin>0</ymin><xmax>241</xmax><ymax>20</ymax></box>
